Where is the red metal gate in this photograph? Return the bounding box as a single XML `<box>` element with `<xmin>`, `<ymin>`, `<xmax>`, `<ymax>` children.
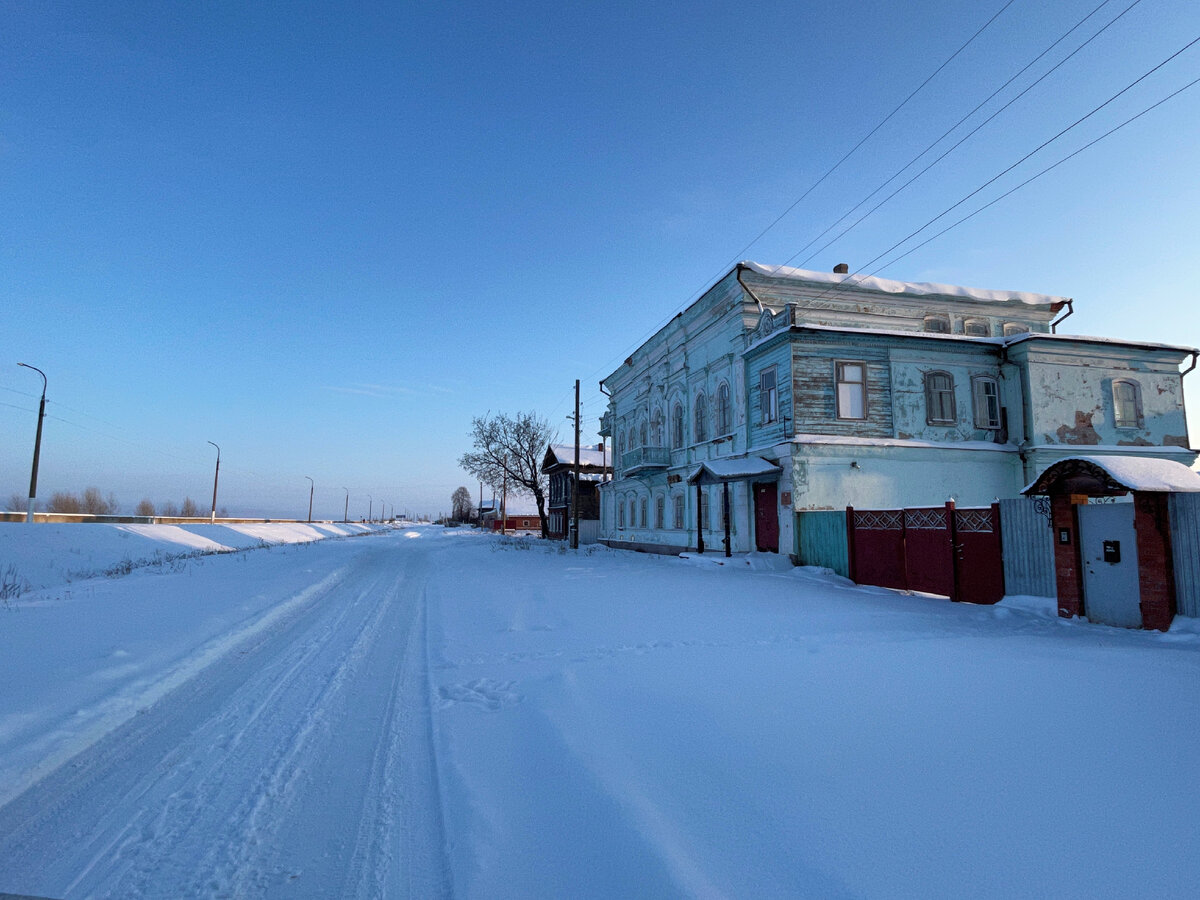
<box><xmin>847</xmin><ymin>502</ymin><xmax>1004</xmax><ymax>604</ymax></box>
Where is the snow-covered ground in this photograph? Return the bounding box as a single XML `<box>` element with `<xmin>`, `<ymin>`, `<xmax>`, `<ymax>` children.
<box><xmin>1</xmin><ymin>524</ymin><xmax>1198</xmax><ymax>898</ymax></box>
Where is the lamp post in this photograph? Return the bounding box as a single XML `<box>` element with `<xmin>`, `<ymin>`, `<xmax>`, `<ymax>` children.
<box><xmin>343</xmin><ymin>487</ymin><xmax>349</xmax><ymax>524</ymax></box>
<box><xmin>368</xmin><ymin>494</ymin><xmax>373</xmax><ymax>523</ymax></box>
<box><xmin>18</xmin><ymin>363</ymin><xmax>47</xmax><ymax>524</ymax></box>
<box><xmin>207</xmin><ymin>441</ymin><xmax>221</xmax><ymax>524</ymax></box>
<box><xmin>305</xmin><ymin>476</ymin><xmax>314</xmax><ymax>523</ymax></box>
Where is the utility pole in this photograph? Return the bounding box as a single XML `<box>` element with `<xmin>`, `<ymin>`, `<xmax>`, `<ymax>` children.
<box><xmin>479</xmin><ymin>481</ymin><xmax>483</xmax><ymax>529</ymax></box>
<box><xmin>18</xmin><ymin>363</ymin><xmax>47</xmax><ymax>524</ymax></box>
<box><xmin>207</xmin><ymin>441</ymin><xmax>221</xmax><ymax>524</ymax></box>
<box><xmin>368</xmin><ymin>494</ymin><xmax>373</xmax><ymax>523</ymax></box>
<box><xmin>572</xmin><ymin>378</ymin><xmax>581</xmax><ymax>549</ymax></box>
<box><xmin>501</xmin><ymin>462</ymin><xmax>508</xmax><ymax>536</ymax></box>
<box><xmin>343</xmin><ymin>487</ymin><xmax>349</xmax><ymax>523</ymax></box>
<box><xmin>305</xmin><ymin>476</ymin><xmax>314</xmax><ymax>523</ymax></box>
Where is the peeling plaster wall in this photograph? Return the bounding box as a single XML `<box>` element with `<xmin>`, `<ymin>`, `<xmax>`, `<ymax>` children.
<box><xmin>1022</xmin><ymin>354</ymin><xmax>1188</xmax><ymax>449</ymax></box>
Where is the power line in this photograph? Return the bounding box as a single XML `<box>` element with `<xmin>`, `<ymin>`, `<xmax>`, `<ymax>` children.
<box><xmin>790</xmin><ymin>0</ymin><xmax>1142</xmax><ymax>269</ymax></box>
<box><xmin>801</xmin><ymin>29</ymin><xmax>1200</xmax><ymax>306</ymax></box>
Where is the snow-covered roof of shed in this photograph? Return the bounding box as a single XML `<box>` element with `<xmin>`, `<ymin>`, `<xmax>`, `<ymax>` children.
<box><xmin>740</xmin><ymin>261</ymin><xmax>1068</xmax><ymax>307</ymax></box>
<box><xmin>1023</xmin><ymin>455</ymin><xmax>1200</xmax><ymax>494</ymax></box>
<box><xmin>544</xmin><ymin>444</ymin><xmax>609</xmax><ymax>469</ymax></box>
<box><xmin>688</xmin><ymin>456</ymin><xmax>782</xmax><ymax>484</ymax></box>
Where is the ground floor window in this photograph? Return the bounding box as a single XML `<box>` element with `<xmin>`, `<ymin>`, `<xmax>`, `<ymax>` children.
<box><xmin>672</xmin><ymin>494</ymin><xmax>684</xmax><ymax>529</ymax></box>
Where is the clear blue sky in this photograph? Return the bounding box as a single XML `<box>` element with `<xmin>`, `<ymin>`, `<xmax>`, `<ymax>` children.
<box><xmin>3</xmin><ymin>0</ymin><xmax>1199</xmax><ymax>519</ymax></box>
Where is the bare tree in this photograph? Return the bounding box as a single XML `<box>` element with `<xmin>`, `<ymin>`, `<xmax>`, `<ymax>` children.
<box><xmin>451</xmin><ymin>486</ymin><xmax>473</xmax><ymax>523</ymax></box>
<box><xmin>161</xmin><ymin>500</ymin><xmax>180</xmax><ymax>517</ymax></box>
<box><xmin>136</xmin><ymin>499</ymin><xmax>156</xmax><ymax>517</ymax></box>
<box><xmin>82</xmin><ymin>487</ymin><xmax>119</xmax><ymax>515</ymax></box>
<box><xmin>48</xmin><ymin>491</ymin><xmax>82</xmax><ymax>514</ymax></box>
<box><xmin>180</xmin><ymin>497</ymin><xmax>200</xmax><ymax>517</ymax></box>
<box><xmin>7</xmin><ymin>493</ymin><xmax>26</xmax><ymax>513</ymax></box>
<box><xmin>459</xmin><ymin>411</ymin><xmax>554</xmax><ymax>537</ymax></box>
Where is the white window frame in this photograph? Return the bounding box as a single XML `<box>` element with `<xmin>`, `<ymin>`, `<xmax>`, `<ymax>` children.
<box><xmin>925</xmin><ymin>371</ymin><xmax>956</xmax><ymax>425</ymax></box>
<box><xmin>964</xmin><ymin>320</ymin><xmax>990</xmax><ymax>337</ymax></box>
<box><xmin>972</xmin><ymin>375</ymin><xmax>1001</xmax><ymax>429</ymax></box>
<box><xmin>924</xmin><ymin>315</ymin><xmax>951</xmax><ymax>334</ymax></box>
<box><xmin>835</xmin><ymin>361</ymin><xmax>867</xmax><ymax>420</ymax></box>
<box><xmin>1112</xmin><ymin>379</ymin><xmax>1143</xmax><ymax>429</ymax></box>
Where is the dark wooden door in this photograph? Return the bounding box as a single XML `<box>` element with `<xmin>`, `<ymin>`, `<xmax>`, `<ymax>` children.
<box><xmin>754</xmin><ymin>482</ymin><xmax>779</xmax><ymax>552</ymax></box>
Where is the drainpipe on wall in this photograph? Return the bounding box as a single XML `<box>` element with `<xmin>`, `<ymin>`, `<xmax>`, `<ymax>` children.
<box><xmin>1049</xmin><ymin>298</ymin><xmax>1074</xmax><ymax>334</ymax></box>
<box><xmin>736</xmin><ymin>263</ymin><xmax>766</xmax><ymax>313</ymax></box>
<box><xmin>1180</xmin><ymin>351</ymin><xmax>1198</xmax><ymax>450</ymax></box>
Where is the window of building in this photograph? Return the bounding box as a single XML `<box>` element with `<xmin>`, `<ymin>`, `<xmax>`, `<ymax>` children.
<box><xmin>694</xmin><ymin>392</ymin><xmax>708</xmax><ymax>443</ymax></box>
<box><xmin>672</xmin><ymin>494</ymin><xmax>684</xmax><ymax>529</ymax></box>
<box><xmin>672</xmin><ymin>402</ymin><xmax>684</xmax><ymax>449</ymax></box>
<box><xmin>628</xmin><ymin>498</ymin><xmax>637</xmax><ymax>529</ymax></box>
<box><xmin>716</xmin><ymin>381</ymin><xmax>731</xmax><ymax>435</ymax></box>
<box><xmin>655</xmin><ymin>495</ymin><xmax>665</xmax><ymax>529</ymax></box>
<box><xmin>924</xmin><ymin>315</ymin><xmax>951</xmax><ymax>333</ymax></box>
<box><xmin>759</xmin><ymin>367</ymin><xmax>778</xmax><ymax>424</ymax></box>
<box><xmin>1112</xmin><ymin>379</ymin><xmax>1143</xmax><ymax>428</ymax></box>
<box><xmin>964</xmin><ymin>320</ymin><xmax>990</xmax><ymax>337</ymax></box>
<box><xmin>835</xmin><ymin>361</ymin><xmax>866</xmax><ymax>419</ymax></box>
<box><xmin>1002</xmin><ymin>323</ymin><xmax>1027</xmax><ymax>337</ymax></box>
<box><xmin>639</xmin><ymin>421</ymin><xmax>647</xmax><ymax>446</ymax></box>
<box><xmin>700</xmin><ymin>490</ymin><xmax>710</xmax><ymax>531</ymax></box>
<box><xmin>617</xmin><ymin>499</ymin><xmax>625</xmax><ymax>529</ymax></box>
<box><xmin>639</xmin><ymin>498</ymin><xmax>648</xmax><ymax>528</ymax></box>
<box><xmin>925</xmin><ymin>371</ymin><xmax>956</xmax><ymax>424</ymax></box>
<box><xmin>972</xmin><ymin>376</ymin><xmax>1001</xmax><ymax>429</ymax></box>
<box><xmin>651</xmin><ymin>409</ymin><xmax>663</xmax><ymax>447</ymax></box>
<box><xmin>969</xmin><ymin>374</ymin><xmax>998</xmax><ymax>427</ymax></box>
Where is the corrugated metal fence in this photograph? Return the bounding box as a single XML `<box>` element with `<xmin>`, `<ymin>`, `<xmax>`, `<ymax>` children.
<box><xmin>1169</xmin><ymin>493</ymin><xmax>1200</xmax><ymax>618</ymax></box>
<box><xmin>997</xmin><ymin>498</ymin><xmax>1056</xmax><ymax>598</ymax></box>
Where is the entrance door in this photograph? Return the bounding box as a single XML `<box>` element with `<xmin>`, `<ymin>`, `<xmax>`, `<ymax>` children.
<box><xmin>1077</xmin><ymin>502</ymin><xmax>1141</xmax><ymax>627</ymax></box>
<box><xmin>753</xmin><ymin>481</ymin><xmax>779</xmax><ymax>553</ymax></box>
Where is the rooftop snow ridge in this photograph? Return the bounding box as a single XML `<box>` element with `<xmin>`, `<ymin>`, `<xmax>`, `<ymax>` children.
<box><xmin>741</xmin><ymin>261</ymin><xmax>1068</xmax><ymax>307</ymax></box>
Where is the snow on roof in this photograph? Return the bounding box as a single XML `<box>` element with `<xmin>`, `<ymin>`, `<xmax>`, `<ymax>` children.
<box><xmin>741</xmin><ymin>261</ymin><xmax>1068</xmax><ymax>307</ymax></box>
<box><xmin>545</xmin><ymin>443</ymin><xmax>609</xmax><ymax>469</ymax></box>
<box><xmin>1024</xmin><ymin>455</ymin><xmax>1200</xmax><ymax>494</ymax></box>
<box><xmin>1003</xmin><ymin>332</ymin><xmax>1198</xmax><ymax>355</ymax></box>
<box><xmin>688</xmin><ymin>456</ymin><xmax>782</xmax><ymax>484</ymax></box>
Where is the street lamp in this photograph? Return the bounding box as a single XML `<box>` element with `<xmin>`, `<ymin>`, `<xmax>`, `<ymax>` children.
<box><xmin>305</xmin><ymin>476</ymin><xmax>314</xmax><ymax>523</ymax></box>
<box><xmin>343</xmin><ymin>487</ymin><xmax>349</xmax><ymax>524</ymax></box>
<box><xmin>207</xmin><ymin>441</ymin><xmax>221</xmax><ymax>524</ymax></box>
<box><xmin>17</xmin><ymin>363</ymin><xmax>47</xmax><ymax>524</ymax></box>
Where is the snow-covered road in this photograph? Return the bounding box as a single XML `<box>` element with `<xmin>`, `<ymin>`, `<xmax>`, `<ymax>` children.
<box><xmin>0</xmin><ymin>534</ymin><xmax>450</xmax><ymax>898</ymax></box>
<box><xmin>3</xmin><ymin>523</ymin><xmax>1200</xmax><ymax>898</ymax></box>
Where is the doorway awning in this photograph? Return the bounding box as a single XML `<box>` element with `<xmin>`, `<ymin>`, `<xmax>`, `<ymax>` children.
<box><xmin>687</xmin><ymin>456</ymin><xmax>782</xmax><ymax>485</ymax></box>
<box><xmin>1022</xmin><ymin>455</ymin><xmax>1200</xmax><ymax>496</ymax></box>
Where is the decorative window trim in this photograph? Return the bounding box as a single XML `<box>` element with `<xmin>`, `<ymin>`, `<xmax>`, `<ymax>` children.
<box><xmin>1112</xmin><ymin>379</ymin><xmax>1144</xmax><ymax>429</ymax></box>
<box><xmin>835</xmin><ymin>360</ymin><xmax>868</xmax><ymax>420</ymax></box>
<box><xmin>716</xmin><ymin>381</ymin><xmax>732</xmax><ymax>435</ymax></box>
<box><xmin>1002</xmin><ymin>322</ymin><xmax>1027</xmax><ymax>337</ymax></box>
<box><xmin>672</xmin><ymin>494</ymin><xmax>685</xmax><ymax>530</ymax></box>
<box><xmin>923</xmin><ymin>315</ymin><xmax>951</xmax><ymax>334</ymax></box>
<box><xmin>671</xmin><ymin>402</ymin><xmax>685</xmax><ymax>449</ymax></box>
<box><xmin>964</xmin><ymin>320</ymin><xmax>990</xmax><ymax>337</ymax></box>
<box><xmin>925</xmin><ymin>371</ymin><xmax>957</xmax><ymax>425</ymax></box>
<box><xmin>655</xmin><ymin>495</ymin><xmax>665</xmax><ymax>529</ymax></box>
<box><xmin>971</xmin><ymin>375</ymin><xmax>1001</xmax><ymax>429</ymax></box>
<box><xmin>639</xmin><ymin>498</ymin><xmax>648</xmax><ymax>529</ymax></box>
<box><xmin>694</xmin><ymin>392</ymin><xmax>708</xmax><ymax>443</ymax></box>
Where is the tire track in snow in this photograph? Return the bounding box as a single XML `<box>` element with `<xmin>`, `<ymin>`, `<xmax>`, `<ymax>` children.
<box><xmin>0</xmin><ymin>539</ymin><xmax>451</xmax><ymax>899</ymax></box>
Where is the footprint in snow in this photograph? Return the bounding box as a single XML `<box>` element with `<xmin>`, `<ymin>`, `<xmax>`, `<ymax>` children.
<box><xmin>438</xmin><ymin>678</ymin><xmax>521</xmax><ymax>711</ymax></box>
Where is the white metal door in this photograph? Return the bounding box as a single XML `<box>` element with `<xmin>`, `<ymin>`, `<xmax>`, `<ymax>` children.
<box><xmin>1077</xmin><ymin>502</ymin><xmax>1141</xmax><ymax>627</ymax></box>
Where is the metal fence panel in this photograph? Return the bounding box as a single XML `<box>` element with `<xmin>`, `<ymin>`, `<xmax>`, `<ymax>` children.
<box><xmin>998</xmin><ymin>498</ymin><xmax>1056</xmax><ymax>598</ymax></box>
<box><xmin>795</xmin><ymin>510</ymin><xmax>849</xmax><ymax>578</ymax></box>
<box><xmin>1169</xmin><ymin>493</ymin><xmax>1200</xmax><ymax>618</ymax></box>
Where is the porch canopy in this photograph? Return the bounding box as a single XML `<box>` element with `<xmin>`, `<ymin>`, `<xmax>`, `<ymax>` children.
<box><xmin>687</xmin><ymin>456</ymin><xmax>782</xmax><ymax>485</ymax></box>
<box><xmin>1022</xmin><ymin>455</ymin><xmax>1200</xmax><ymax>496</ymax></box>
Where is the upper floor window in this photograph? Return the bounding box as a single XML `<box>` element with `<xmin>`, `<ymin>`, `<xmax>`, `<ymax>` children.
<box><xmin>1112</xmin><ymin>379</ymin><xmax>1143</xmax><ymax>429</ymax></box>
<box><xmin>650</xmin><ymin>409</ymin><xmax>664</xmax><ymax>447</ymax></box>
<box><xmin>835</xmin><ymin>361</ymin><xmax>866</xmax><ymax>419</ymax></box>
<box><xmin>1002</xmin><ymin>323</ymin><xmax>1027</xmax><ymax>337</ymax></box>
<box><xmin>925</xmin><ymin>371</ymin><xmax>956</xmax><ymax>424</ymax></box>
<box><xmin>972</xmin><ymin>376</ymin><xmax>1001</xmax><ymax>429</ymax></box>
<box><xmin>716</xmin><ymin>381</ymin><xmax>732</xmax><ymax>435</ymax></box>
<box><xmin>694</xmin><ymin>392</ymin><xmax>708</xmax><ymax>443</ymax></box>
<box><xmin>924</xmin><ymin>315</ymin><xmax>951</xmax><ymax>334</ymax></box>
<box><xmin>639</xmin><ymin>421</ymin><xmax>648</xmax><ymax>446</ymax></box>
<box><xmin>759</xmin><ymin>368</ymin><xmax>778</xmax><ymax>425</ymax></box>
<box><xmin>671</xmin><ymin>402</ymin><xmax>684</xmax><ymax>449</ymax></box>
<box><xmin>964</xmin><ymin>320</ymin><xmax>990</xmax><ymax>337</ymax></box>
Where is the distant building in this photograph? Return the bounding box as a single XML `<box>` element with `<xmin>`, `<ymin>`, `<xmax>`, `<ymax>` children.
<box><xmin>598</xmin><ymin>261</ymin><xmax>1196</xmax><ymax>556</ymax></box>
<box><xmin>541</xmin><ymin>443</ymin><xmax>612</xmax><ymax>542</ymax></box>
